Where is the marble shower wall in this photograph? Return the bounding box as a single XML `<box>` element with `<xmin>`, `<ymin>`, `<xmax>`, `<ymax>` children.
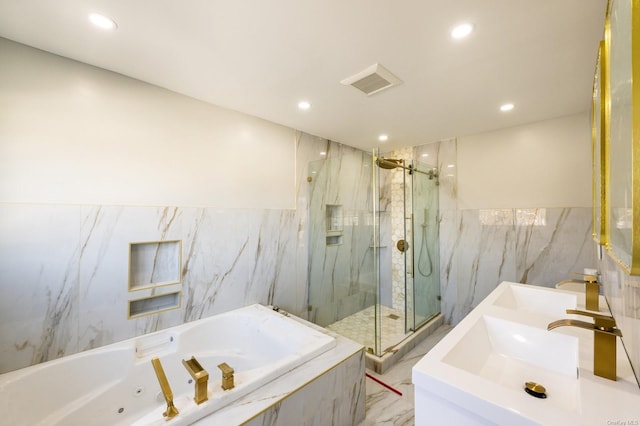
<box><xmin>385</xmin><ymin>147</ymin><xmax>414</xmax><ymax>312</ymax></box>
<box><xmin>426</xmin><ymin>138</ymin><xmax>597</xmax><ymax>325</ymax></box>
<box><xmin>301</xmin><ymin>134</ymin><xmax>377</xmax><ymax>327</ymax></box>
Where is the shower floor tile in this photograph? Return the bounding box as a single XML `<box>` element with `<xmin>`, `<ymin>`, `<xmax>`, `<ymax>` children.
<box><xmin>326</xmin><ymin>305</ymin><xmax>413</xmax><ymax>353</ymax></box>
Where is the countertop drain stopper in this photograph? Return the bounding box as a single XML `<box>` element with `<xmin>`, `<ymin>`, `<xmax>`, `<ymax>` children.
<box><xmin>524</xmin><ymin>381</ymin><xmax>547</xmax><ymax>399</ymax></box>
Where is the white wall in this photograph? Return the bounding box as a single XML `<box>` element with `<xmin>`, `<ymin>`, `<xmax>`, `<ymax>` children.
<box><xmin>457</xmin><ymin>113</ymin><xmax>592</xmax><ymax>209</ymax></box>
<box><xmin>0</xmin><ymin>38</ymin><xmax>295</xmax><ymax>208</ymax></box>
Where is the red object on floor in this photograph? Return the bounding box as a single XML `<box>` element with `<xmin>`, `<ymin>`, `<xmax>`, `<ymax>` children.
<box><xmin>365</xmin><ymin>372</ymin><xmax>403</xmax><ymax>396</ymax></box>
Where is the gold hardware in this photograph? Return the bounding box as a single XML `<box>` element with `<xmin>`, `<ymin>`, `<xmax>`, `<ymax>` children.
<box><xmin>218</xmin><ymin>362</ymin><xmax>235</xmax><ymax>390</ymax></box>
<box><xmin>396</xmin><ymin>239</ymin><xmax>409</xmax><ymax>252</ymax></box>
<box><xmin>375</xmin><ymin>157</ymin><xmax>403</xmax><ymax>170</ymax></box>
<box><xmin>557</xmin><ymin>275</ymin><xmax>601</xmax><ymax>311</ymax></box>
<box><xmin>565</xmin><ymin>309</ymin><xmax>616</xmax><ymax>331</ymax></box>
<box><xmin>182</xmin><ymin>356</ymin><xmax>209</xmax><ymax>404</ymax></box>
<box><xmin>151</xmin><ymin>357</ymin><xmax>179</xmax><ymax>418</ymax></box>
<box><xmin>548</xmin><ymin>310</ymin><xmax>622</xmax><ymax>381</ymax></box>
<box><xmin>525</xmin><ymin>381</ymin><xmax>546</xmax><ymax>394</ymax></box>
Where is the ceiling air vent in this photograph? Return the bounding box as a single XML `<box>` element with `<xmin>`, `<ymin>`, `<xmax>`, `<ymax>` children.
<box><xmin>341</xmin><ymin>63</ymin><xmax>402</xmax><ymax>96</ymax></box>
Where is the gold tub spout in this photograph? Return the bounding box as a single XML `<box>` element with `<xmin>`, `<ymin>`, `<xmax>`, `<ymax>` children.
<box><xmin>218</xmin><ymin>362</ymin><xmax>235</xmax><ymax>390</ymax></box>
<box><xmin>182</xmin><ymin>356</ymin><xmax>209</xmax><ymax>404</ymax></box>
<box><xmin>151</xmin><ymin>357</ymin><xmax>179</xmax><ymax>418</ymax></box>
<box><xmin>548</xmin><ymin>310</ymin><xmax>622</xmax><ymax>381</ymax></box>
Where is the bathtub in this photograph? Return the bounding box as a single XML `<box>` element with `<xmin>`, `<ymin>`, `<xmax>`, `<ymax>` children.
<box><xmin>0</xmin><ymin>304</ymin><xmax>336</xmax><ymax>426</ymax></box>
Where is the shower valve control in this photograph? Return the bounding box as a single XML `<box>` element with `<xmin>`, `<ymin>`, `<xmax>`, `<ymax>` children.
<box><xmin>396</xmin><ymin>239</ymin><xmax>409</xmax><ymax>252</ymax></box>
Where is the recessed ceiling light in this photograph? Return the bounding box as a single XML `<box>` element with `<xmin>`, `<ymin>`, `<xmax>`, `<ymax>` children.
<box><xmin>320</xmin><ymin>151</ymin><xmax>327</xmax><ymax>156</ymax></box>
<box><xmin>451</xmin><ymin>23</ymin><xmax>473</xmax><ymax>39</ymax></box>
<box><xmin>298</xmin><ymin>101</ymin><xmax>311</xmax><ymax>110</ymax></box>
<box><xmin>421</xmin><ymin>153</ymin><xmax>429</xmax><ymax>157</ymax></box>
<box><xmin>500</xmin><ymin>103</ymin><xmax>515</xmax><ymax>112</ymax></box>
<box><xmin>447</xmin><ymin>164</ymin><xmax>455</xmax><ymax>168</ymax></box>
<box><xmin>89</xmin><ymin>13</ymin><xmax>117</xmax><ymax>30</ymax></box>
<box><xmin>378</xmin><ymin>134</ymin><xmax>389</xmax><ymax>142</ymax></box>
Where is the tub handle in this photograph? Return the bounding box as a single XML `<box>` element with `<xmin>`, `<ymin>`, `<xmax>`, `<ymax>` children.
<box><xmin>217</xmin><ymin>362</ymin><xmax>235</xmax><ymax>390</ymax></box>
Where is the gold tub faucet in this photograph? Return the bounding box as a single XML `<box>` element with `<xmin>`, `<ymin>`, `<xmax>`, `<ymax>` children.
<box><xmin>548</xmin><ymin>309</ymin><xmax>622</xmax><ymax>380</ymax></box>
<box><xmin>150</xmin><ymin>357</ymin><xmax>179</xmax><ymax>418</ymax></box>
<box><xmin>218</xmin><ymin>362</ymin><xmax>235</xmax><ymax>390</ymax></box>
<box><xmin>182</xmin><ymin>356</ymin><xmax>209</xmax><ymax>404</ymax></box>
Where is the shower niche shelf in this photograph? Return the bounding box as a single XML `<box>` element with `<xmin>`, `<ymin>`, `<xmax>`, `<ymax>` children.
<box><xmin>325</xmin><ymin>205</ymin><xmax>344</xmax><ymax>246</ymax></box>
<box><xmin>128</xmin><ymin>291</ymin><xmax>181</xmax><ymax>319</ymax></box>
<box><xmin>127</xmin><ymin>240</ymin><xmax>182</xmax><ymax>318</ymax></box>
<box><xmin>326</xmin><ymin>235</ymin><xmax>343</xmax><ymax>246</ymax></box>
<box><xmin>129</xmin><ymin>240</ymin><xmax>182</xmax><ymax>291</ymax></box>
<box><xmin>326</xmin><ymin>205</ymin><xmax>343</xmax><ymax>232</ymax></box>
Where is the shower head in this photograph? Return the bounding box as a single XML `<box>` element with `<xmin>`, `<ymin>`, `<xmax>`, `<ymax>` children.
<box><xmin>376</xmin><ymin>158</ymin><xmax>402</xmax><ymax>169</ymax></box>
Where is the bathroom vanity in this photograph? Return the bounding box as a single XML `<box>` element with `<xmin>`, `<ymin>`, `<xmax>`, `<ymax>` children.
<box><xmin>412</xmin><ymin>282</ymin><xmax>640</xmax><ymax>425</ymax></box>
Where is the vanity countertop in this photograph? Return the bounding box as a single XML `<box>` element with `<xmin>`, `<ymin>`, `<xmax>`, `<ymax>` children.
<box><xmin>412</xmin><ymin>281</ymin><xmax>640</xmax><ymax>425</ymax></box>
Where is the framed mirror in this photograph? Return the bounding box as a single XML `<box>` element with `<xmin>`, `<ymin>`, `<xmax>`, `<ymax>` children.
<box><xmin>592</xmin><ymin>40</ymin><xmax>608</xmax><ymax>244</ymax></box>
<box><xmin>606</xmin><ymin>0</ymin><xmax>640</xmax><ymax>274</ymax></box>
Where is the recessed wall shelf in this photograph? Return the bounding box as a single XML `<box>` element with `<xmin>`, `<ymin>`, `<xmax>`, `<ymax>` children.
<box><xmin>326</xmin><ymin>205</ymin><xmax>343</xmax><ymax>232</ymax></box>
<box><xmin>128</xmin><ymin>291</ymin><xmax>181</xmax><ymax>319</ymax></box>
<box><xmin>129</xmin><ymin>240</ymin><xmax>182</xmax><ymax>291</ymax></box>
<box><xmin>325</xmin><ymin>205</ymin><xmax>344</xmax><ymax>246</ymax></box>
<box><xmin>326</xmin><ymin>235</ymin><xmax>343</xmax><ymax>246</ymax></box>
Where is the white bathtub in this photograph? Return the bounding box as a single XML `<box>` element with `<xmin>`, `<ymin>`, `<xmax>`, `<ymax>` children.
<box><xmin>0</xmin><ymin>304</ymin><xmax>336</xmax><ymax>426</ymax></box>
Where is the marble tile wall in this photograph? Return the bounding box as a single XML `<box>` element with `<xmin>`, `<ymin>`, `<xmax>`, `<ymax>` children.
<box><xmin>1</xmin><ymin>130</ymin><xmax>343</xmax><ymax>374</ymax></box>
<box><xmin>0</xmin><ymin>204</ymin><xmax>299</xmax><ymax>374</ymax></box>
<box><xmin>599</xmin><ymin>251</ymin><xmax>640</xmax><ymax>385</ymax></box>
<box><xmin>428</xmin><ymin>138</ymin><xmax>597</xmax><ymax>325</ymax></box>
<box><xmin>0</xmin><ymin>130</ymin><xmax>601</xmax><ymax>376</ymax></box>
<box><xmin>244</xmin><ymin>349</ymin><xmax>365</xmax><ymax>426</ymax></box>
<box><xmin>385</xmin><ymin>147</ymin><xmax>413</xmax><ymax>312</ymax></box>
<box><xmin>301</xmin><ymin>134</ymin><xmax>377</xmax><ymax>327</ymax></box>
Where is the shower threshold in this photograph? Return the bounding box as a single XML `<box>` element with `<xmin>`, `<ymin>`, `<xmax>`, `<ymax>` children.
<box><xmin>326</xmin><ymin>305</ymin><xmax>444</xmax><ymax>374</ymax></box>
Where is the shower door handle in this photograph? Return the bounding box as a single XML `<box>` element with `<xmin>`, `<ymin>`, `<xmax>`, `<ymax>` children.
<box><xmin>396</xmin><ymin>239</ymin><xmax>409</xmax><ymax>252</ymax></box>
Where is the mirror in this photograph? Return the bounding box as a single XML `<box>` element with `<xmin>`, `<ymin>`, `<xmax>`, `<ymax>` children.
<box><xmin>592</xmin><ymin>40</ymin><xmax>608</xmax><ymax>244</ymax></box>
<box><xmin>606</xmin><ymin>0</ymin><xmax>640</xmax><ymax>274</ymax></box>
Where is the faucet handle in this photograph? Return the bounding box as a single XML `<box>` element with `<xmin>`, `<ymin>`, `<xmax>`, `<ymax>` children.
<box><xmin>566</xmin><ymin>309</ymin><xmax>618</xmax><ymax>332</ymax></box>
<box><xmin>218</xmin><ymin>362</ymin><xmax>235</xmax><ymax>390</ymax></box>
<box><xmin>570</xmin><ymin>271</ymin><xmax>599</xmax><ymax>283</ymax></box>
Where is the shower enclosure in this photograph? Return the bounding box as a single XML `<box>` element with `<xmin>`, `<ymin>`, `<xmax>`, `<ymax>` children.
<box><xmin>306</xmin><ymin>148</ymin><xmax>440</xmax><ymax>357</ymax></box>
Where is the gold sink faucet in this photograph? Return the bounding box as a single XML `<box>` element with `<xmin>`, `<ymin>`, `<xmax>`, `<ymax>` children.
<box><xmin>151</xmin><ymin>357</ymin><xmax>179</xmax><ymax>418</ymax></box>
<box><xmin>218</xmin><ymin>362</ymin><xmax>235</xmax><ymax>390</ymax></box>
<box><xmin>182</xmin><ymin>356</ymin><xmax>209</xmax><ymax>404</ymax></box>
<box><xmin>556</xmin><ymin>272</ymin><xmax>600</xmax><ymax>311</ymax></box>
<box><xmin>548</xmin><ymin>309</ymin><xmax>622</xmax><ymax>380</ymax></box>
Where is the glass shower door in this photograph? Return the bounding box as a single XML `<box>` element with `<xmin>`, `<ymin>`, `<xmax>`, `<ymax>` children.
<box><xmin>408</xmin><ymin>160</ymin><xmax>440</xmax><ymax>330</ymax></box>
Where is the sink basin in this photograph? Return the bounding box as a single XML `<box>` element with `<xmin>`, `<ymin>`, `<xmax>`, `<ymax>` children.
<box><xmin>443</xmin><ymin>315</ymin><xmax>578</xmax><ymax>377</ymax></box>
<box><xmin>492</xmin><ymin>283</ymin><xmax>577</xmax><ymax>317</ymax></box>
<box><xmin>555</xmin><ymin>281</ymin><xmax>586</xmax><ymax>292</ymax></box>
<box><xmin>442</xmin><ymin>315</ymin><xmax>580</xmax><ymax>412</ymax></box>
<box><xmin>413</xmin><ymin>281</ymin><xmax>640</xmax><ymax>425</ymax></box>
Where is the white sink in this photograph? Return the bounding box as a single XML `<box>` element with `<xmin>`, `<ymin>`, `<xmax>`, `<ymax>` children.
<box><xmin>444</xmin><ymin>315</ymin><xmax>578</xmax><ymax>377</ymax></box>
<box><xmin>492</xmin><ymin>283</ymin><xmax>577</xmax><ymax>317</ymax></box>
<box><xmin>443</xmin><ymin>315</ymin><xmax>580</xmax><ymax>413</ymax></box>
<box><xmin>412</xmin><ymin>281</ymin><xmax>640</xmax><ymax>425</ymax></box>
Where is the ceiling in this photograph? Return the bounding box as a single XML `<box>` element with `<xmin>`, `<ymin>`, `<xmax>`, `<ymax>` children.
<box><xmin>0</xmin><ymin>0</ymin><xmax>607</xmax><ymax>151</ymax></box>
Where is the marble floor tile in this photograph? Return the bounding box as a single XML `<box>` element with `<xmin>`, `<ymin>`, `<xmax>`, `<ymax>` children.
<box><xmin>360</xmin><ymin>324</ymin><xmax>453</xmax><ymax>425</ymax></box>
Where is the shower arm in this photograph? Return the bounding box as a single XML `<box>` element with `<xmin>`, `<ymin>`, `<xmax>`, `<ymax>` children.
<box><xmin>374</xmin><ymin>156</ymin><xmax>436</xmax><ymax>177</ymax></box>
